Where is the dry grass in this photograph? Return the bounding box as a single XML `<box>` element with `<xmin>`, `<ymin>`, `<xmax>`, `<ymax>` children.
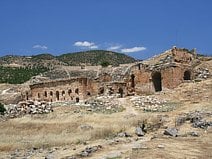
<box><xmin>1</xmin><ymin>79</ymin><xmax>211</xmax><ymax>157</ymax></box>
<box><xmin>0</xmin><ymin>106</ymin><xmax>159</xmax><ymax>153</ymax></box>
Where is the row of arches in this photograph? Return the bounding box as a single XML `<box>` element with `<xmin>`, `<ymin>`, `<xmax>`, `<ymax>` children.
<box><xmin>37</xmin><ymin>88</ymin><xmax>80</xmax><ymax>102</ymax></box>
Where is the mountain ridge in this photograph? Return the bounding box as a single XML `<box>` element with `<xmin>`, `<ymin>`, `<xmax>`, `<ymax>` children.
<box><xmin>0</xmin><ymin>50</ymin><xmax>137</xmax><ymax>67</ymax></box>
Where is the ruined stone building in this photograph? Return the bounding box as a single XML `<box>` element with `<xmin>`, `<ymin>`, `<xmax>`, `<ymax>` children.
<box><xmin>27</xmin><ymin>47</ymin><xmax>197</xmax><ymax>102</ymax></box>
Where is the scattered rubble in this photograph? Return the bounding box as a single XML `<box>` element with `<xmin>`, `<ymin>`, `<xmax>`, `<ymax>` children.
<box><xmin>4</xmin><ymin>100</ymin><xmax>53</xmax><ymax>118</ymax></box>
<box><xmin>117</xmin><ymin>132</ymin><xmax>132</xmax><ymax>138</ymax></box>
<box><xmin>176</xmin><ymin>111</ymin><xmax>212</xmax><ymax>129</ymax></box>
<box><xmin>195</xmin><ymin>68</ymin><xmax>210</xmax><ymax>80</ymax></box>
<box><xmin>83</xmin><ymin>96</ymin><xmax>124</xmax><ymax>114</ymax></box>
<box><xmin>164</xmin><ymin>128</ymin><xmax>178</xmax><ymax>137</ymax></box>
<box><xmin>187</xmin><ymin>131</ymin><xmax>199</xmax><ymax>137</ymax></box>
<box><xmin>130</xmin><ymin>96</ymin><xmax>177</xmax><ymax>112</ymax></box>
<box><xmin>77</xmin><ymin>145</ymin><xmax>102</xmax><ymax>157</ymax></box>
<box><xmin>135</xmin><ymin>127</ymin><xmax>145</xmax><ymax>136</ymax></box>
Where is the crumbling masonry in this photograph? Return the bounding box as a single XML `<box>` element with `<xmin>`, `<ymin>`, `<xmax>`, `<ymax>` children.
<box><xmin>27</xmin><ymin>47</ymin><xmax>197</xmax><ymax>102</ymax></box>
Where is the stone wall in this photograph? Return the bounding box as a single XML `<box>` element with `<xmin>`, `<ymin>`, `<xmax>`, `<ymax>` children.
<box><xmin>29</xmin><ymin>78</ymin><xmax>99</xmax><ymax>102</ymax></box>
<box><xmin>27</xmin><ymin>47</ymin><xmax>196</xmax><ymax>103</ymax></box>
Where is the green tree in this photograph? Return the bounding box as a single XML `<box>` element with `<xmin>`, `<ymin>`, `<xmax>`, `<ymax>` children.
<box><xmin>100</xmin><ymin>61</ymin><xmax>110</xmax><ymax>67</ymax></box>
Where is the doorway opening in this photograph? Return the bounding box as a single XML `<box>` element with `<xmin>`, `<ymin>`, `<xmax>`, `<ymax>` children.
<box><xmin>131</xmin><ymin>74</ymin><xmax>135</xmax><ymax>88</ymax></box>
<box><xmin>184</xmin><ymin>70</ymin><xmax>191</xmax><ymax>80</ymax></box>
<box><xmin>56</xmin><ymin>91</ymin><xmax>59</xmax><ymax>101</ymax></box>
<box><xmin>118</xmin><ymin>88</ymin><xmax>124</xmax><ymax>98</ymax></box>
<box><xmin>152</xmin><ymin>72</ymin><xmax>162</xmax><ymax>92</ymax></box>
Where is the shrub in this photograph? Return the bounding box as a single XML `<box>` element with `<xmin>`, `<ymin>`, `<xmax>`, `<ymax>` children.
<box><xmin>0</xmin><ymin>103</ymin><xmax>6</xmax><ymax>115</ymax></box>
<box><xmin>100</xmin><ymin>61</ymin><xmax>110</xmax><ymax>67</ymax></box>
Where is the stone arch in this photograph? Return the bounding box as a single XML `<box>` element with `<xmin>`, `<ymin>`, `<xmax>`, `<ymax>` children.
<box><xmin>50</xmin><ymin>91</ymin><xmax>53</xmax><ymax>96</ymax></box>
<box><xmin>75</xmin><ymin>88</ymin><xmax>79</xmax><ymax>94</ymax></box>
<box><xmin>38</xmin><ymin>93</ymin><xmax>40</xmax><ymax>98</ymax></box>
<box><xmin>152</xmin><ymin>72</ymin><xmax>162</xmax><ymax>92</ymax></box>
<box><xmin>44</xmin><ymin>91</ymin><xmax>47</xmax><ymax>97</ymax></box>
<box><xmin>62</xmin><ymin>91</ymin><xmax>66</xmax><ymax>100</ymax></box>
<box><xmin>26</xmin><ymin>92</ymin><xmax>29</xmax><ymax>100</ymax></box>
<box><xmin>131</xmin><ymin>74</ymin><xmax>135</xmax><ymax>88</ymax></box>
<box><xmin>184</xmin><ymin>70</ymin><xmax>191</xmax><ymax>80</ymax></box>
<box><xmin>118</xmin><ymin>88</ymin><xmax>124</xmax><ymax>98</ymax></box>
<box><xmin>56</xmin><ymin>91</ymin><xmax>59</xmax><ymax>101</ymax></box>
<box><xmin>68</xmin><ymin>89</ymin><xmax>72</xmax><ymax>96</ymax></box>
<box><xmin>76</xmin><ymin>97</ymin><xmax>79</xmax><ymax>103</ymax></box>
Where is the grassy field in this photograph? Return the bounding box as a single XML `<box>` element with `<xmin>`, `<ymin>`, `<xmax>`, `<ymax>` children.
<box><xmin>0</xmin><ymin>79</ymin><xmax>211</xmax><ymax>159</ymax></box>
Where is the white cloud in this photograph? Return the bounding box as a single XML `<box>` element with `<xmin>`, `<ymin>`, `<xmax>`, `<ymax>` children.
<box><xmin>74</xmin><ymin>41</ymin><xmax>98</xmax><ymax>49</ymax></box>
<box><xmin>33</xmin><ymin>45</ymin><xmax>48</xmax><ymax>50</ymax></box>
<box><xmin>121</xmin><ymin>46</ymin><xmax>146</xmax><ymax>53</ymax></box>
<box><xmin>107</xmin><ymin>45</ymin><xmax>122</xmax><ymax>51</ymax></box>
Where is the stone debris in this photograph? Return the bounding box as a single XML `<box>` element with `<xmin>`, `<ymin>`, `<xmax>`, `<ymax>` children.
<box><xmin>83</xmin><ymin>96</ymin><xmax>123</xmax><ymax>114</ymax></box>
<box><xmin>77</xmin><ymin>145</ymin><xmax>102</xmax><ymax>157</ymax></box>
<box><xmin>117</xmin><ymin>132</ymin><xmax>132</xmax><ymax>138</ymax></box>
<box><xmin>79</xmin><ymin>124</ymin><xmax>94</xmax><ymax>130</ymax></box>
<box><xmin>130</xmin><ymin>96</ymin><xmax>176</xmax><ymax>112</ymax></box>
<box><xmin>192</xmin><ymin>120</ymin><xmax>212</xmax><ymax>129</ymax></box>
<box><xmin>188</xmin><ymin>131</ymin><xmax>199</xmax><ymax>137</ymax></box>
<box><xmin>195</xmin><ymin>68</ymin><xmax>210</xmax><ymax>80</ymax></box>
<box><xmin>135</xmin><ymin>127</ymin><xmax>145</xmax><ymax>136</ymax></box>
<box><xmin>176</xmin><ymin>111</ymin><xmax>212</xmax><ymax>129</ymax></box>
<box><xmin>164</xmin><ymin>128</ymin><xmax>178</xmax><ymax>137</ymax></box>
<box><xmin>4</xmin><ymin>100</ymin><xmax>53</xmax><ymax>118</ymax></box>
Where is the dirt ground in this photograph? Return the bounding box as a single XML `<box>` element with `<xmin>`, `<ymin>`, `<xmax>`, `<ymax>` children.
<box><xmin>0</xmin><ymin>79</ymin><xmax>211</xmax><ymax>159</ymax></box>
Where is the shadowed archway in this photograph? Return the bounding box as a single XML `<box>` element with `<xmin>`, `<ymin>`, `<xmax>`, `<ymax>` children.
<box><xmin>152</xmin><ymin>72</ymin><xmax>162</xmax><ymax>92</ymax></box>
<box><xmin>131</xmin><ymin>74</ymin><xmax>135</xmax><ymax>88</ymax></box>
<box><xmin>118</xmin><ymin>88</ymin><xmax>124</xmax><ymax>98</ymax></box>
<box><xmin>184</xmin><ymin>70</ymin><xmax>191</xmax><ymax>80</ymax></box>
<box><xmin>56</xmin><ymin>91</ymin><xmax>59</xmax><ymax>101</ymax></box>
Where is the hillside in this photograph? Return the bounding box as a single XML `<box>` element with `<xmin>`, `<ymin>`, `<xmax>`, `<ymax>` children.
<box><xmin>57</xmin><ymin>50</ymin><xmax>136</xmax><ymax>66</ymax></box>
<box><xmin>0</xmin><ymin>50</ymin><xmax>136</xmax><ymax>84</ymax></box>
<box><xmin>0</xmin><ymin>50</ymin><xmax>136</xmax><ymax>68</ymax></box>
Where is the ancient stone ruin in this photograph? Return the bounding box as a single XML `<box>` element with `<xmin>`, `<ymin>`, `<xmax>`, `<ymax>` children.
<box><xmin>21</xmin><ymin>47</ymin><xmax>205</xmax><ymax>103</ymax></box>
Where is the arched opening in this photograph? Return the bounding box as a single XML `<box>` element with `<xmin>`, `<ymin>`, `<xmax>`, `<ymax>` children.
<box><xmin>75</xmin><ymin>88</ymin><xmax>79</xmax><ymax>94</ymax></box>
<box><xmin>62</xmin><ymin>91</ymin><xmax>66</xmax><ymax>100</ymax></box>
<box><xmin>131</xmin><ymin>74</ymin><xmax>135</xmax><ymax>88</ymax></box>
<box><xmin>26</xmin><ymin>92</ymin><xmax>29</xmax><ymax>100</ymax></box>
<box><xmin>87</xmin><ymin>92</ymin><xmax>91</xmax><ymax>96</ymax></box>
<box><xmin>44</xmin><ymin>91</ymin><xmax>47</xmax><ymax>97</ymax></box>
<box><xmin>98</xmin><ymin>87</ymin><xmax>104</xmax><ymax>95</ymax></box>
<box><xmin>68</xmin><ymin>89</ymin><xmax>72</xmax><ymax>96</ymax></box>
<box><xmin>184</xmin><ymin>70</ymin><xmax>191</xmax><ymax>80</ymax></box>
<box><xmin>118</xmin><ymin>88</ymin><xmax>124</xmax><ymax>98</ymax></box>
<box><xmin>50</xmin><ymin>91</ymin><xmax>53</xmax><ymax>96</ymax></box>
<box><xmin>38</xmin><ymin>93</ymin><xmax>40</xmax><ymax>98</ymax></box>
<box><xmin>138</xmin><ymin>64</ymin><xmax>141</xmax><ymax>70</ymax></box>
<box><xmin>56</xmin><ymin>91</ymin><xmax>59</xmax><ymax>101</ymax></box>
<box><xmin>152</xmin><ymin>72</ymin><xmax>162</xmax><ymax>92</ymax></box>
<box><xmin>76</xmin><ymin>97</ymin><xmax>79</xmax><ymax>103</ymax></box>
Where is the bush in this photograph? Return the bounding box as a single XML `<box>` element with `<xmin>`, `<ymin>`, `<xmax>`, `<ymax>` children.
<box><xmin>100</xmin><ymin>61</ymin><xmax>110</xmax><ymax>67</ymax></box>
<box><xmin>0</xmin><ymin>103</ymin><xmax>6</xmax><ymax>115</ymax></box>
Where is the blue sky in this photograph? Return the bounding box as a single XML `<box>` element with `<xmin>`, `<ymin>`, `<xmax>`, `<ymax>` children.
<box><xmin>0</xmin><ymin>0</ymin><xmax>211</xmax><ymax>59</ymax></box>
